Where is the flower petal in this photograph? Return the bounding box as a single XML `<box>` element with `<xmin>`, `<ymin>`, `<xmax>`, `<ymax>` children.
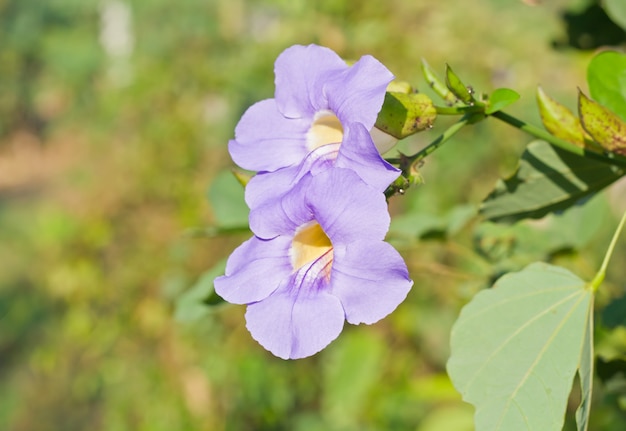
<box><xmin>244</xmin><ymin>165</ymin><xmax>299</xmax><ymax>210</ymax></box>
<box><xmin>274</xmin><ymin>44</ymin><xmax>346</xmax><ymax>119</ymax></box>
<box><xmin>305</xmin><ymin>168</ymin><xmax>390</xmax><ymax>243</ymax></box>
<box><xmin>229</xmin><ymin>99</ymin><xmax>310</xmax><ymax>172</ymax></box>
<box><xmin>331</xmin><ymin>240</ymin><xmax>412</xmax><ymax>324</ymax></box>
<box><xmin>336</xmin><ymin>122</ymin><xmax>400</xmax><ymax>192</ymax></box>
<box><xmin>245</xmin><ymin>276</ymin><xmax>345</xmax><ymax>359</ymax></box>
<box><xmin>326</xmin><ymin>55</ymin><xmax>394</xmax><ymax>129</ymax></box>
<box><xmin>214</xmin><ymin>236</ymin><xmax>292</xmax><ymax>304</ymax></box>
<box><xmin>248</xmin><ymin>173</ymin><xmax>313</xmax><ymax>239</ymax></box>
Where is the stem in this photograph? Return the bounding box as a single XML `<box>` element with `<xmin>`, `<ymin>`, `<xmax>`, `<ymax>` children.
<box><xmin>590</xmin><ymin>208</ymin><xmax>626</xmax><ymax>292</ymax></box>
<box><xmin>435</xmin><ymin>105</ymin><xmax>484</xmax><ymax>115</ymax></box>
<box><xmin>492</xmin><ymin>111</ymin><xmax>626</xmax><ymax>169</ymax></box>
<box><xmin>386</xmin><ymin>114</ymin><xmax>474</xmax><ymax>165</ymax></box>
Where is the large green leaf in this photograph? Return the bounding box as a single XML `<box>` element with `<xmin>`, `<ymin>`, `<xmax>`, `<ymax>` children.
<box><xmin>587</xmin><ymin>51</ymin><xmax>626</xmax><ymax>121</ymax></box>
<box><xmin>480</xmin><ymin>140</ymin><xmax>624</xmax><ymax>222</ymax></box>
<box><xmin>448</xmin><ymin>263</ymin><xmax>593</xmax><ymax>431</ymax></box>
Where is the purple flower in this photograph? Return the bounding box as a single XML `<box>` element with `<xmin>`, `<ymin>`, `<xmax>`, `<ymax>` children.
<box><xmin>228</xmin><ymin>44</ymin><xmax>400</xmax><ymax>209</ymax></box>
<box><xmin>214</xmin><ymin>168</ymin><xmax>412</xmax><ymax>359</ymax></box>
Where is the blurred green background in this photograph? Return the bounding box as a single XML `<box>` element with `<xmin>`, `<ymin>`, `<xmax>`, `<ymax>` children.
<box><xmin>2</xmin><ymin>0</ymin><xmax>626</xmax><ymax>430</ymax></box>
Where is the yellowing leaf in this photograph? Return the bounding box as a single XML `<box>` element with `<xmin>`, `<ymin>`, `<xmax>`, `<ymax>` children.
<box><xmin>537</xmin><ymin>87</ymin><xmax>589</xmax><ymax>147</ymax></box>
<box><xmin>579</xmin><ymin>91</ymin><xmax>626</xmax><ymax>155</ymax></box>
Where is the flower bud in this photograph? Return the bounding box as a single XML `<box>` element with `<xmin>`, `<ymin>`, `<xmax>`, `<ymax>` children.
<box><xmin>374</xmin><ymin>92</ymin><xmax>437</xmax><ymax>141</ymax></box>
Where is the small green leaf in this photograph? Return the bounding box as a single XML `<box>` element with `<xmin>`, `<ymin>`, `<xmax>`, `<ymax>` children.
<box><xmin>579</xmin><ymin>91</ymin><xmax>626</xmax><ymax>155</ymax></box>
<box><xmin>485</xmin><ymin>88</ymin><xmax>520</xmax><ymax>114</ymax></box>
<box><xmin>480</xmin><ymin>140</ymin><xmax>624</xmax><ymax>222</ymax></box>
<box><xmin>421</xmin><ymin>59</ymin><xmax>458</xmax><ymax>105</ymax></box>
<box><xmin>445</xmin><ymin>64</ymin><xmax>474</xmax><ymax>105</ymax></box>
<box><xmin>536</xmin><ymin>86</ymin><xmax>588</xmax><ymax>147</ymax></box>
<box><xmin>448</xmin><ymin>262</ymin><xmax>593</xmax><ymax>431</ymax></box>
<box><xmin>207</xmin><ymin>169</ymin><xmax>250</xmax><ymax>228</ymax></box>
<box><xmin>587</xmin><ymin>51</ymin><xmax>626</xmax><ymax>121</ymax></box>
<box><xmin>604</xmin><ymin>0</ymin><xmax>626</xmax><ymax>31</ymax></box>
<box><xmin>174</xmin><ymin>260</ymin><xmax>227</xmax><ymax>323</ymax></box>
<box><xmin>375</xmin><ymin>92</ymin><xmax>437</xmax><ymax>139</ymax></box>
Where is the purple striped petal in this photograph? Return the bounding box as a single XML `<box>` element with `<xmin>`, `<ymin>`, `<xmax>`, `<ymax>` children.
<box><xmin>304</xmin><ymin>168</ymin><xmax>390</xmax><ymax>244</ymax></box>
<box><xmin>245</xmin><ymin>274</ymin><xmax>345</xmax><ymax>359</ymax></box>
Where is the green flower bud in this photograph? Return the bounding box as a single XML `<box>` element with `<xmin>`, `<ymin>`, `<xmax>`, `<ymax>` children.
<box><xmin>375</xmin><ymin>92</ymin><xmax>437</xmax><ymax>140</ymax></box>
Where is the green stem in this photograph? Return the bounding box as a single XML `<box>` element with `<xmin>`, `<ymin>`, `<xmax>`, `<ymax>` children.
<box><xmin>590</xmin><ymin>208</ymin><xmax>626</xmax><ymax>292</ymax></box>
<box><xmin>435</xmin><ymin>105</ymin><xmax>484</xmax><ymax>115</ymax></box>
<box><xmin>386</xmin><ymin>114</ymin><xmax>474</xmax><ymax>165</ymax></box>
<box><xmin>492</xmin><ymin>111</ymin><xmax>626</xmax><ymax>169</ymax></box>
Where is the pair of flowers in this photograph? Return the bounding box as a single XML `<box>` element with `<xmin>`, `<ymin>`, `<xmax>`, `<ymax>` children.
<box><xmin>215</xmin><ymin>44</ymin><xmax>413</xmax><ymax>360</ymax></box>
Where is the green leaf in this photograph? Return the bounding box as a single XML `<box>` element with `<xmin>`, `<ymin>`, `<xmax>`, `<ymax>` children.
<box><xmin>579</xmin><ymin>91</ymin><xmax>626</xmax><ymax>155</ymax></box>
<box><xmin>575</xmin><ymin>299</ymin><xmax>594</xmax><ymax>431</ymax></box>
<box><xmin>207</xmin><ymin>169</ymin><xmax>249</xmax><ymax>228</ymax></box>
<box><xmin>604</xmin><ymin>0</ymin><xmax>626</xmax><ymax>31</ymax></box>
<box><xmin>447</xmin><ymin>262</ymin><xmax>593</xmax><ymax>431</ymax></box>
<box><xmin>480</xmin><ymin>140</ymin><xmax>624</xmax><ymax>222</ymax></box>
<box><xmin>174</xmin><ymin>260</ymin><xmax>226</xmax><ymax>323</ymax></box>
<box><xmin>587</xmin><ymin>51</ymin><xmax>626</xmax><ymax>121</ymax></box>
<box><xmin>536</xmin><ymin>86</ymin><xmax>588</xmax><ymax>147</ymax></box>
<box><xmin>445</xmin><ymin>64</ymin><xmax>474</xmax><ymax>105</ymax></box>
<box><xmin>485</xmin><ymin>88</ymin><xmax>520</xmax><ymax>115</ymax></box>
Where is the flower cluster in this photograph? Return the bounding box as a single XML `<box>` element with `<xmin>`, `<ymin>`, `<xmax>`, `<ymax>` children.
<box><xmin>215</xmin><ymin>44</ymin><xmax>413</xmax><ymax>360</ymax></box>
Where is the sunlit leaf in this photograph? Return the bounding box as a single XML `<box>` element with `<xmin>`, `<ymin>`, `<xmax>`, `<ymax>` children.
<box><xmin>480</xmin><ymin>140</ymin><xmax>624</xmax><ymax>222</ymax></box>
<box><xmin>536</xmin><ymin>86</ymin><xmax>588</xmax><ymax>147</ymax></box>
<box><xmin>579</xmin><ymin>91</ymin><xmax>626</xmax><ymax>155</ymax></box>
<box><xmin>604</xmin><ymin>0</ymin><xmax>626</xmax><ymax>32</ymax></box>
<box><xmin>587</xmin><ymin>51</ymin><xmax>626</xmax><ymax>121</ymax></box>
<box><xmin>445</xmin><ymin>64</ymin><xmax>474</xmax><ymax>105</ymax></box>
<box><xmin>448</xmin><ymin>262</ymin><xmax>593</xmax><ymax>431</ymax></box>
<box><xmin>486</xmin><ymin>88</ymin><xmax>520</xmax><ymax>114</ymax></box>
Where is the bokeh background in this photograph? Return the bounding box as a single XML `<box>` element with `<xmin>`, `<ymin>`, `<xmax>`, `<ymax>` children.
<box><xmin>2</xmin><ymin>0</ymin><xmax>626</xmax><ymax>430</ymax></box>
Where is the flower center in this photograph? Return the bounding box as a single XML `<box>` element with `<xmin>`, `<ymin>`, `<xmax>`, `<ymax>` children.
<box><xmin>290</xmin><ymin>221</ymin><xmax>333</xmax><ymax>272</ymax></box>
<box><xmin>306</xmin><ymin>110</ymin><xmax>344</xmax><ymax>151</ymax></box>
